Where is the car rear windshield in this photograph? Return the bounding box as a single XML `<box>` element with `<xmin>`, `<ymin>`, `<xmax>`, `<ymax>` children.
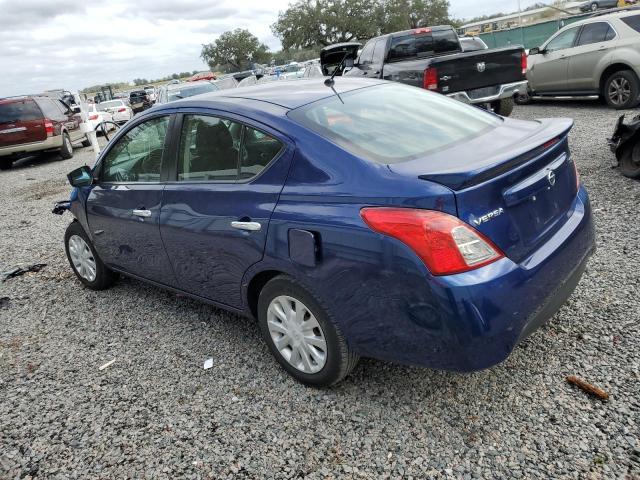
<box><xmin>388</xmin><ymin>28</ymin><xmax>460</xmax><ymax>61</ymax></box>
<box><xmin>621</xmin><ymin>14</ymin><xmax>640</xmax><ymax>33</ymax></box>
<box><xmin>287</xmin><ymin>83</ymin><xmax>501</xmax><ymax>164</ymax></box>
<box><xmin>0</xmin><ymin>99</ymin><xmax>42</xmax><ymax>124</ymax></box>
<box><xmin>167</xmin><ymin>83</ymin><xmax>218</xmax><ymax>101</ymax></box>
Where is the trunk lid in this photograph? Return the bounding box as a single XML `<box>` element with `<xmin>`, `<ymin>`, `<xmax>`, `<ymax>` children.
<box><xmin>389</xmin><ymin>117</ymin><xmax>578</xmax><ymax>263</ymax></box>
<box><xmin>432</xmin><ymin>47</ymin><xmax>525</xmax><ymax>97</ymax></box>
<box><xmin>0</xmin><ymin>98</ymin><xmax>46</xmax><ymax>147</ymax></box>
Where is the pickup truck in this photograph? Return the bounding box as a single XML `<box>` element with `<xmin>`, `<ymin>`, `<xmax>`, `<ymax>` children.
<box><xmin>321</xmin><ymin>26</ymin><xmax>528</xmax><ymax>116</ymax></box>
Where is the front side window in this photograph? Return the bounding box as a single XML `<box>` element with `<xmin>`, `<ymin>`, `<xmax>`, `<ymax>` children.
<box><xmin>288</xmin><ymin>83</ymin><xmax>501</xmax><ymax>164</ymax></box>
<box><xmin>100</xmin><ymin>116</ymin><xmax>169</xmax><ymax>182</ymax></box>
<box><xmin>372</xmin><ymin>38</ymin><xmax>387</xmax><ymax>64</ymax></box>
<box><xmin>576</xmin><ymin>22</ymin><xmax>614</xmax><ymax>46</ymax></box>
<box><xmin>545</xmin><ymin>27</ymin><xmax>579</xmax><ymax>52</ymax></box>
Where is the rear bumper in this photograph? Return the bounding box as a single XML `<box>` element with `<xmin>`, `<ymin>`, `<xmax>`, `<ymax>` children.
<box><xmin>0</xmin><ymin>135</ymin><xmax>63</xmax><ymax>158</ymax></box>
<box><xmin>358</xmin><ymin>186</ymin><xmax>595</xmax><ymax>372</ymax></box>
<box><xmin>447</xmin><ymin>80</ymin><xmax>528</xmax><ymax>105</ymax></box>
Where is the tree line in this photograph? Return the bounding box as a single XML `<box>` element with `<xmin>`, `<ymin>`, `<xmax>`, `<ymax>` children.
<box><xmin>201</xmin><ymin>0</ymin><xmax>453</xmax><ymax>72</ymax></box>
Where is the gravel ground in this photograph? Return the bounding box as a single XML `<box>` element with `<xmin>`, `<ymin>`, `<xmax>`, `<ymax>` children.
<box><xmin>0</xmin><ymin>102</ymin><xmax>639</xmax><ymax>479</ymax></box>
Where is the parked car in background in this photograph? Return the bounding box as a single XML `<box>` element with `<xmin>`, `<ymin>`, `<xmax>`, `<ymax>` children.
<box><xmin>144</xmin><ymin>86</ymin><xmax>157</xmax><ymax>103</ymax></box>
<box><xmin>129</xmin><ymin>90</ymin><xmax>151</xmax><ymax>114</ymax></box>
<box><xmin>302</xmin><ymin>63</ymin><xmax>324</xmax><ymax>78</ymax></box>
<box><xmin>324</xmin><ymin>25</ymin><xmax>528</xmax><ymax>116</ymax></box>
<box><xmin>60</xmin><ymin>79</ymin><xmax>594</xmax><ymax>386</ymax></box>
<box><xmin>579</xmin><ymin>0</ymin><xmax>618</xmax><ymax>12</ymax></box>
<box><xmin>459</xmin><ymin>36</ymin><xmax>489</xmax><ymax>51</ymax></box>
<box><xmin>237</xmin><ymin>76</ymin><xmax>260</xmax><ymax>88</ymax></box>
<box><xmin>85</xmin><ymin>104</ymin><xmax>115</xmax><ymax>134</ymax></box>
<box><xmin>522</xmin><ymin>10</ymin><xmax>640</xmax><ymax>109</ymax></box>
<box><xmin>98</xmin><ymin>99</ymin><xmax>133</xmax><ymax>123</ymax></box>
<box><xmin>0</xmin><ymin>95</ymin><xmax>89</xmax><ymax>169</ymax></box>
<box><xmin>156</xmin><ymin>80</ymin><xmax>219</xmax><ymax>104</ymax></box>
<box><xmin>188</xmin><ymin>71</ymin><xmax>216</xmax><ymax>82</ymax></box>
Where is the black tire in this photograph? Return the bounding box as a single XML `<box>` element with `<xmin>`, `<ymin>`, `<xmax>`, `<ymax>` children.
<box><xmin>590</xmin><ymin>2</ymin><xmax>598</xmax><ymax>11</ymax></box>
<box><xmin>603</xmin><ymin>70</ymin><xmax>640</xmax><ymax>110</ymax></box>
<box><xmin>81</xmin><ymin>136</ymin><xmax>91</xmax><ymax>148</ymax></box>
<box><xmin>258</xmin><ymin>275</ymin><xmax>359</xmax><ymax>387</ymax></box>
<box><xmin>619</xmin><ymin>142</ymin><xmax>640</xmax><ymax>179</ymax></box>
<box><xmin>0</xmin><ymin>158</ymin><xmax>13</xmax><ymax>170</ymax></box>
<box><xmin>492</xmin><ymin>97</ymin><xmax>514</xmax><ymax>116</ymax></box>
<box><xmin>515</xmin><ymin>91</ymin><xmax>532</xmax><ymax>105</ymax></box>
<box><xmin>59</xmin><ymin>132</ymin><xmax>73</xmax><ymax>159</ymax></box>
<box><xmin>64</xmin><ymin>221</ymin><xmax>117</xmax><ymax>290</ymax></box>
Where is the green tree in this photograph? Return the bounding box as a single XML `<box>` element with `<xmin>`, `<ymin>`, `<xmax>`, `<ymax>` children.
<box><xmin>381</xmin><ymin>0</ymin><xmax>451</xmax><ymax>31</ymax></box>
<box><xmin>201</xmin><ymin>28</ymin><xmax>270</xmax><ymax>72</ymax></box>
<box><xmin>271</xmin><ymin>0</ymin><xmax>383</xmax><ymax>49</ymax></box>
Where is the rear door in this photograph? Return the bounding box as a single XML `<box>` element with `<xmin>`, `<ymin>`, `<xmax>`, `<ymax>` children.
<box><xmin>86</xmin><ymin>114</ymin><xmax>177</xmax><ymax>285</ymax></box>
<box><xmin>567</xmin><ymin>22</ymin><xmax>616</xmax><ymax>91</ymax></box>
<box><xmin>528</xmin><ymin>26</ymin><xmax>580</xmax><ymax>92</ymax></box>
<box><xmin>0</xmin><ymin>98</ymin><xmax>45</xmax><ymax>147</ymax></box>
<box><xmin>159</xmin><ymin>111</ymin><xmax>293</xmax><ymax>308</ymax></box>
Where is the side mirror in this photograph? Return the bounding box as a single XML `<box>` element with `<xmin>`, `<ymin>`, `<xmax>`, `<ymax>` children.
<box><xmin>67</xmin><ymin>165</ymin><xmax>93</xmax><ymax>187</ymax></box>
<box><xmin>529</xmin><ymin>47</ymin><xmax>540</xmax><ymax>55</ymax></box>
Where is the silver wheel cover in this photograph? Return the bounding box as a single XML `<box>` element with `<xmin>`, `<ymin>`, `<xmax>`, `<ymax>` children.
<box><xmin>267</xmin><ymin>295</ymin><xmax>327</xmax><ymax>374</ymax></box>
<box><xmin>68</xmin><ymin>235</ymin><xmax>97</xmax><ymax>282</ymax></box>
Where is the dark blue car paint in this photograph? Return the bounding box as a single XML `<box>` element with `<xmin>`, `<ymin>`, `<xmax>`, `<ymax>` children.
<box><xmin>67</xmin><ymin>79</ymin><xmax>595</xmax><ymax>372</ymax></box>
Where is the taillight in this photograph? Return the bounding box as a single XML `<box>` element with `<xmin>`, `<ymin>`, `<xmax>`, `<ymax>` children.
<box><xmin>44</xmin><ymin>119</ymin><xmax>53</xmax><ymax>136</ymax></box>
<box><xmin>423</xmin><ymin>67</ymin><xmax>438</xmax><ymax>91</ymax></box>
<box><xmin>117</xmin><ymin>107</ymin><xmax>126</xmax><ymax>112</ymax></box>
<box><xmin>360</xmin><ymin>208</ymin><xmax>504</xmax><ymax>276</ymax></box>
<box><xmin>521</xmin><ymin>51</ymin><xmax>527</xmax><ymax>76</ymax></box>
<box><xmin>88</xmin><ymin>114</ymin><xmax>99</xmax><ymax>120</ymax></box>
<box><xmin>412</xmin><ymin>27</ymin><xmax>432</xmax><ymax>34</ymax></box>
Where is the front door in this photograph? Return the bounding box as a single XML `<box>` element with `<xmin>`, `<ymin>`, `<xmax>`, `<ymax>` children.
<box><xmin>567</xmin><ymin>22</ymin><xmax>616</xmax><ymax>91</ymax></box>
<box><xmin>529</xmin><ymin>26</ymin><xmax>580</xmax><ymax>93</ymax></box>
<box><xmin>160</xmin><ymin>112</ymin><xmax>293</xmax><ymax>307</ymax></box>
<box><xmin>86</xmin><ymin>115</ymin><xmax>177</xmax><ymax>286</ymax></box>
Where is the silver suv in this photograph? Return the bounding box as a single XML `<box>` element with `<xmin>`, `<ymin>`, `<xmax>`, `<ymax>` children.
<box><xmin>523</xmin><ymin>10</ymin><xmax>640</xmax><ymax>109</ymax></box>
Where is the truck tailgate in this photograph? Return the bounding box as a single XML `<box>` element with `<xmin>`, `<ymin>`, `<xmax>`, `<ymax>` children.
<box><xmin>432</xmin><ymin>47</ymin><xmax>525</xmax><ymax>96</ymax></box>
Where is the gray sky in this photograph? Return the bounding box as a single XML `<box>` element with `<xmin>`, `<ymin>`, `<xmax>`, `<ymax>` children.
<box><xmin>0</xmin><ymin>0</ymin><xmax>541</xmax><ymax>97</ymax></box>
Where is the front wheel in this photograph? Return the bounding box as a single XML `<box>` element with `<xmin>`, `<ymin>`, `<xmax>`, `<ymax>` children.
<box><xmin>0</xmin><ymin>158</ymin><xmax>13</xmax><ymax>170</ymax></box>
<box><xmin>59</xmin><ymin>132</ymin><xmax>73</xmax><ymax>159</ymax></box>
<box><xmin>64</xmin><ymin>221</ymin><xmax>117</xmax><ymax>290</ymax></box>
<box><xmin>604</xmin><ymin>70</ymin><xmax>640</xmax><ymax>110</ymax></box>
<box><xmin>258</xmin><ymin>276</ymin><xmax>359</xmax><ymax>387</ymax></box>
<box><xmin>590</xmin><ymin>2</ymin><xmax>598</xmax><ymax>10</ymax></box>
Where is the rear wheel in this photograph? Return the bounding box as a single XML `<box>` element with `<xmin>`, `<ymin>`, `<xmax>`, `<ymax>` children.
<box><xmin>492</xmin><ymin>97</ymin><xmax>514</xmax><ymax>116</ymax></box>
<box><xmin>619</xmin><ymin>141</ymin><xmax>640</xmax><ymax>178</ymax></box>
<box><xmin>515</xmin><ymin>90</ymin><xmax>532</xmax><ymax>105</ymax></box>
<box><xmin>59</xmin><ymin>132</ymin><xmax>73</xmax><ymax>159</ymax></box>
<box><xmin>604</xmin><ymin>70</ymin><xmax>640</xmax><ymax>110</ymax></box>
<box><xmin>64</xmin><ymin>221</ymin><xmax>117</xmax><ymax>290</ymax></box>
<box><xmin>258</xmin><ymin>275</ymin><xmax>359</xmax><ymax>387</ymax></box>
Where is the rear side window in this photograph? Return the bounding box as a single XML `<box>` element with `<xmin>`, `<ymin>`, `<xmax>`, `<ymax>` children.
<box><xmin>621</xmin><ymin>14</ymin><xmax>640</xmax><ymax>33</ymax></box>
<box><xmin>240</xmin><ymin>127</ymin><xmax>283</xmax><ymax>180</ymax></box>
<box><xmin>36</xmin><ymin>98</ymin><xmax>64</xmax><ymax>120</ymax></box>
<box><xmin>288</xmin><ymin>83</ymin><xmax>501</xmax><ymax>164</ymax></box>
<box><xmin>432</xmin><ymin>29</ymin><xmax>460</xmax><ymax>53</ymax></box>
<box><xmin>178</xmin><ymin>115</ymin><xmax>241</xmax><ymax>181</ymax></box>
<box><xmin>576</xmin><ymin>22</ymin><xmax>615</xmax><ymax>46</ymax></box>
<box><xmin>0</xmin><ymin>99</ymin><xmax>42</xmax><ymax>123</ymax></box>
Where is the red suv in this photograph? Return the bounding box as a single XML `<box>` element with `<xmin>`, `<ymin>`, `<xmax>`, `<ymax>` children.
<box><xmin>0</xmin><ymin>95</ymin><xmax>90</xmax><ymax>169</ymax></box>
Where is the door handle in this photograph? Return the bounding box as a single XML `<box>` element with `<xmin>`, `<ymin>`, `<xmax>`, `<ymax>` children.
<box><xmin>132</xmin><ymin>209</ymin><xmax>152</xmax><ymax>218</ymax></box>
<box><xmin>231</xmin><ymin>221</ymin><xmax>261</xmax><ymax>231</ymax></box>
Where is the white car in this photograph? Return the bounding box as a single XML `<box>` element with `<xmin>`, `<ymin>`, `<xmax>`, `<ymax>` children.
<box><xmin>97</xmin><ymin>100</ymin><xmax>133</xmax><ymax>123</ymax></box>
<box><xmin>144</xmin><ymin>86</ymin><xmax>157</xmax><ymax>103</ymax></box>
<box><xmin>85</xmin><ymin>104</ymin><xmax>115</xmax><ymax>134</ymax></box>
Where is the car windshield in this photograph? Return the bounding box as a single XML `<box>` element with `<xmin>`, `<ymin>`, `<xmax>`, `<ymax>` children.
<box><xmin>167</xmin><ymin>83</ymin><xmax>218</xmax><ymax>101</ymax></box>
<box><xmin>98</xmin><ymin>100</ymin><xmax>123</xmax><ymax>110</ymax></box>
<box><xmin>288</xmin><ymin>83</ymin><xmax>502</xmax><ymax>164</ymax></box>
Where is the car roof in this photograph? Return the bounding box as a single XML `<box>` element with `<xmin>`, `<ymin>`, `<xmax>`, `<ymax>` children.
<box><xmin>157</xmin><ymin>77</ymin><xmax>386</xmax><ymax>110</ymax></box>
<box><xmin>166</xmin><ymin>81</ymin><xmax>212</xmax><ymax>91</ymax></box>
<box><xmin>567</xmin><ymin>7</ymin><xmax>640</xmax><ymax>27</ymax></box>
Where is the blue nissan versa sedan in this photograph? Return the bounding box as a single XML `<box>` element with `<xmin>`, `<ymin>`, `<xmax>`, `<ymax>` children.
<box><xmin>59</xmin><ymin>78</ymin><xmax>595</xmax><ymax>386</ymax></box>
